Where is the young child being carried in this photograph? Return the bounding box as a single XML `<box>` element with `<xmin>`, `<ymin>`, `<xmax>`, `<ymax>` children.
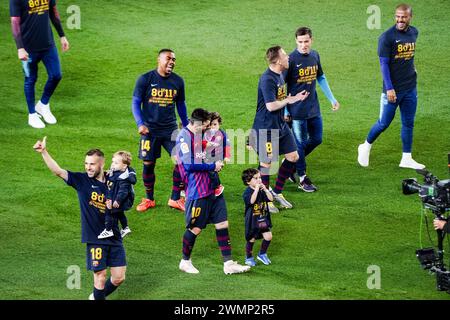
<box><xmin>203</xmin><ymin>112</ymin><xmax>231</xmax><ymax>197</ymax></box>
<box><xmin>98</xmin><ymin>151</ymin><xmax>136</xmax><ymax>239</ymax></box>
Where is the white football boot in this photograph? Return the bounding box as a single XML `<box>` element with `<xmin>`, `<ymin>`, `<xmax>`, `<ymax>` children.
<box><xmin>223</xmin><ymin>260</ymin><xmax>250</xmax><ymax>275</ymax></box>
<box><xmin>179</xmin><ymin>259</ymin><xmax>199</xmax><ymax>274</ymax></box>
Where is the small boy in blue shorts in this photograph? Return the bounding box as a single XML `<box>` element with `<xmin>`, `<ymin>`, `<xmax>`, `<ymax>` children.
<box><xmin>242</xmin><ymin>168</ymin><xmax>274</xmax><ymax>266</ymax></box>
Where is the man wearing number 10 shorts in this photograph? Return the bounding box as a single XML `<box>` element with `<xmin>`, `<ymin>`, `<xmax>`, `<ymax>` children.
<box><xmin>176</xmin><ymin>108</ymin><xmax>250</xmax><ymax>275</ymax></box>
<box><xmin>33</xmin><ymin>137</ymin><xmax>126</xmax><ymax>300</ymax></box>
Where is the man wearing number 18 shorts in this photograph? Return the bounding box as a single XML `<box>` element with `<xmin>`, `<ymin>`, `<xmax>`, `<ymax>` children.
<box><xmin>33</xmin><ymin>137</ymin><xmax>126</xmax><ymax>300</ymax></box>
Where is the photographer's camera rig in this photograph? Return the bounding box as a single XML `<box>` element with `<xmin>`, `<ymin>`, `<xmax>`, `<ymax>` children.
<box><xmin>403</xmin><ymin>164</ymin><xmax>450</xmax><ymax>293</ymax></box>
<box><xmin>403</xmin><ymin>169</ymin><xmax>450</xmax><ymax>214</ymax></box>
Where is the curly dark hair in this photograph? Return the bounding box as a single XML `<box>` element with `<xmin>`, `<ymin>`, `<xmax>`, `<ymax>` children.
<box><xmin>242</xmin><ymin>168</ymin><xmax>259</xmax><ymax>185</ymax></box>
<box><xmin>210</xmin><ymin>111</ymin><xmax>222</xmax><ymax>125</ymax></box>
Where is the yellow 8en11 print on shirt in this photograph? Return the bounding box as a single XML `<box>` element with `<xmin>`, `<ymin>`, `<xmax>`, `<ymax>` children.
<box><xmin>27</xmin><ymin>0</ymin><xmax>50</xmax><ymax>15</ymax></box>
<box><xmin>395</xmin><ymin>42</ymin><xmax>415</xmax><ymax>60</ymax></box>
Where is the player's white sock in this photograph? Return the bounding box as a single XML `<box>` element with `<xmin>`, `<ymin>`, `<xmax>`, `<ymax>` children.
<box><xmin>401</xmin><ymin>152</ymin><xmax>412</xmax><ymax>160</ymax></box>
<box><xmin>363</xmin><ymin>140</ymin><xmax>372</xmax><ymax>149</ymax></box>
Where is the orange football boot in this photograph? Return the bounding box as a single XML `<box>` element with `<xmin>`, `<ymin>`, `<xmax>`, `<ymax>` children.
<box><xmin>136</xmin><ymin>198</ymin><xmax>156</xmax><ymax>212</ymax></box>
<box><xmin>168</xmin><ymin>198</ymin><xmax>185</xmax><ymax>212</ymax></box>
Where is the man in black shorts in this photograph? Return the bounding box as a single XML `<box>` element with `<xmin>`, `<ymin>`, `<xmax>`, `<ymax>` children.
<box><xmin>250</xmin><ymin>46</ymin><xmax>309</xmax><ymax>212</ymax></box>
<box><xmin>176</xmin><ymin>108</ymin><xmax>250</xmax><ymax>275</ymax></box>
<box><xmin>132</xmin><ymin>49</ymin><xmax>189</xmax><ymax>212</ymax></box>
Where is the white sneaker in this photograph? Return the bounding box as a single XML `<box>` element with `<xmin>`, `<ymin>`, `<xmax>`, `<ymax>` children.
<box><xmin>357</xmin><ymin>143</ymin><xmax>371</xmax><ymax>167</ymax></box>
<box><xmin>399</xmin><ymin>157</ymin><xmax>425</xmax><ymax>170</ymax></box>
<box><xmin>88</xmin><ymin>293</ymin><xmax>94</xmax><ymax>300</ymax></box>
<box><xmin>28</xmin><ymin>113</ymin><xmax>45</xmax><ymax>129</ymax></box>
<box><xmin>121</xmin><ymin>226</ymin><xmax>131</xmax><ymax>238</ymax></box>
<box><xmin>98</xmin><ymin>229</ymin><xmax>114</xmax><ymax>239</ymax></box>
<box><xmin>179</xmin><ymin>259</ymin><xmax>199</xmax><ymax>274</ymax></box>
<box><xmin>223</xmin><ymin>260</ymin><xmax>251</xmax><ymax>275</ymax></box>
<box><xmin>35</xmin><ymin>101</ymin><xmax>57</xmax><ymax>124</ymax></box>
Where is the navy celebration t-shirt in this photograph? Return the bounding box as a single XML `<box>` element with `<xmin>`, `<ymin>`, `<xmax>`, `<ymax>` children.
<box><xmin>65</xmin><ymin>171</ymin><xmax>122</xmax><ymax>246</ymax></box>
<box><xmin>133</xmin><ymin>69</ymin><xmax>186</xmax><ymax>137</ymax></box>
<box><xmin>9</xmin><ymin>0</ymin><xmax>57</xmax><ymax>52</ymax></box>
<box><xmin>243</xmin><ymin>187</ymin><xmax>271</xmax><ymax>218</ymax></box>
<box><xmin>252</xmin><ymin>68</ymin><xmax>290</xmax><ymax>137</ymax></box>
<box><xmin>378</xmin><ymin>25</ymin><xmax>418</xmax><ymax>93</ymax></box>
<box><xmin>285</xmin><ymin>49</ymin><xmax>324</xmax><ymax>120</ymax></box>
<box><xmin>242</xmin><ymin>187</ymin><xmax>272</xmax><ymax>240</ymax></box>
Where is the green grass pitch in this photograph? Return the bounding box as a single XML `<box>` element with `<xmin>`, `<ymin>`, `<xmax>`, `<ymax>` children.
<box><xmin>0</xmin><ymin>0</ymin><xmax>449</xmax><ymax>300</ymax></box>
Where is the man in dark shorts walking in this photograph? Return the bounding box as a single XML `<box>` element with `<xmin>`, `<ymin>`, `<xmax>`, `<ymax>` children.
<box><xmin>132</xmin><ymin>49</ymin><xmax>189</xmax><ymax>212</ymax></box>
<box><xmin>251</xmin><ymin>46</ymin><xmax>309</xmax><ymax>212</ymax></box>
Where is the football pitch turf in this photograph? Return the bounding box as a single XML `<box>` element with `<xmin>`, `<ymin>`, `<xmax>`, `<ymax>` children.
<box><xmin>0</xmin><ymin>0</ymin><xmax>449</xmax><ymax>300</ymax></box>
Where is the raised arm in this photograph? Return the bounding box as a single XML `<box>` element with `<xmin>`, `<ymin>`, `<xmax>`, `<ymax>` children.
<box><xmin>33</xmin><ymin>136</ymin><xmax>68</xmax><ymax>181</ymax></box>
<box><xmin>249</xmin><ymin>186</ymin><xmax>260</xmax><ymax>204</ymax></box>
